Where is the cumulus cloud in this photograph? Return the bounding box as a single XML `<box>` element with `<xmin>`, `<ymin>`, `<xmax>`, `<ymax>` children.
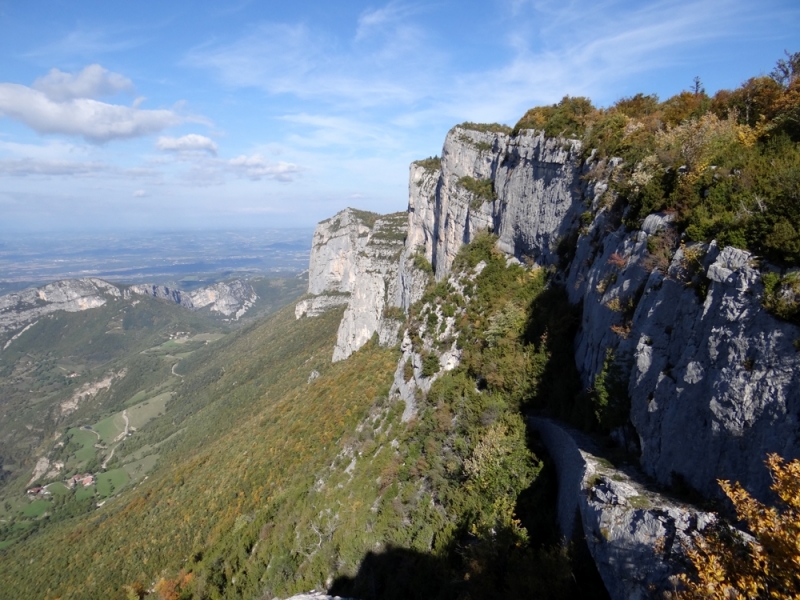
<box><xmin>226</xmin><ymin>154</ymin><xmax>301</xmax><ymax>182</ymax></box>
<box><xmin>132</xmin><ymin>189</ymin><xmax>148</xmax><ymax>197</ymax></box>
<box><xmin>156</xmin><ymin>134</ymin><xmax>218</xmax><ymax>155</ymax></box>
<box><xmin>0</xmin><ymin>65</ymin><xmax>185</xmax><ymax>142</ymax></box>
<box><xmin>32</xmin><ymin>64</ymin><xmax>134</xmax><ymax>101</ymax></box>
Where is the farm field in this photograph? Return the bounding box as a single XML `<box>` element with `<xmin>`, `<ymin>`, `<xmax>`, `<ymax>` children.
<box><xmin>96</xmin><ymin>469</ymin><xmax>129</xmax><ymax>497</ymax></box>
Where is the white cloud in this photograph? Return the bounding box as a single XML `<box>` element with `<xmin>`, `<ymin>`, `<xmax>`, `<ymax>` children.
<box><xmin>355</xmin><ymin>2</ymin><xmax>421</xmax><ymax>40</ymax></box>
<box><xmin>280</xmin><ymin>113</ymin><xmax>397</xmax><ymax>149</ymax></box>
<box><xmin>132</xmin><ymin>189</ymin><xmax>148</xmax><ymax>197</ymax></box>
<box><xmin>156</xmin><ymin>134</ymin><xmax>218</xmax><ymax>155</ymax></box>
<box><xmin>0</xmin><ymin>65</ymin><xmax>187</xmax><ymax>142</ymax></box>
<box><xmin>32</xmin><ymin>64</ymin><xmax>134</xmax><ymax>102</ymax></box>
<box><xmin>185</xmin><ymin>19</ymin><xmax>439</xmax><ymax>108</ymax></box>
<box><xmin>0</xmin><ymin>158</ymin><xmax>108</xmax><ymax>176</ymax></box>
<box><xmin>227</xmin><ymin>154</ymin><xmax>301</xmax><ymax>182</ymax></box>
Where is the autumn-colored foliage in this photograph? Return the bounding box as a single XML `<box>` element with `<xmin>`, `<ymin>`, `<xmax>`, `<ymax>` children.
<box><xmin>679</xmin><ymin>454</ymin><xmax>800</xmax><ymax>599</ymax></box>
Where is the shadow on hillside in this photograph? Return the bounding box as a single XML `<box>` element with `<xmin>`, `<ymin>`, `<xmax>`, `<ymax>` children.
<box><xmin>328</xmin><ymin>546</ymin><xmax>450</xmax><ymax>600</ymax></box>
<box><xmin>329</xmin><ymin>431</ymin><xmax>609</xmax><ymax>600</ymax></box>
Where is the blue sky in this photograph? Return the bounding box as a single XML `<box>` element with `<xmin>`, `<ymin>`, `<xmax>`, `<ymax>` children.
<box><xmin>0</xmin><ymin>0</ymin><xmax>798</xmax><ymax>232</ymax></box>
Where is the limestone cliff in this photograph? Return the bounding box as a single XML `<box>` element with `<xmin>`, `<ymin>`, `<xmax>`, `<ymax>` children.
<box><xmin>406</xmin><ymin>126</ymin><xmax>598</xmax><ymax>278</ymax></box>
<box><xmin>297</xmin><ymin>208</ymin><xmax>408</xmax><ymax>362</ymax></box>
<box><xmin>304</xmin><ymin>121</ymin><xmax>800</xmax><ymax>597</ymax></box>
<box><xmin>129</xmin><ymin>280</ymin><xmax>258</xmax><ymax>319</ymax></box>
<box><xmin>0</xmin><ymin>277</ymin><xmax>262</xmax><ymax>350</ymax></box>
<box><xmin>0</xmin><ymin>278</ymin><xmax>124</xmax><ymax>346</ymax></box>
<box><xmin>394</xmin><ymin>123</ymin><xmax>800</xmax><ymax>506</ymax></box>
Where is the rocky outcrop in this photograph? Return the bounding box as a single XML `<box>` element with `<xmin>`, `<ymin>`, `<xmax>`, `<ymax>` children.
<box><xmin>295</xmin><ymin>295</ymin><xmax>350</xmax><ymax>319</ymax></box>
<box><xmin>0</xmin><ymin>278</ymin><xmax>124</xmax><ymax>346</ymax></box>
<box><xmin>128</xmin><ymin>283</ymin><xmax>190</xmax><ymax>307</ymax></box>
<box><xmin>404</xmin><ymin>126</ymin><xmax>594</xmax><ymax>279</ymax></box>
<box><xmin>299</xmin><ymin>208</ymin><xmax>408</xmax><ymax>362</ymax></box>
<box><xmin>0</xmin><ymin>277</ymin><xmax>262</xmax><ymax>349</ymax></box>
<box><xmin>130</xmin><ymin>280</ymin><xmax>258</xmax><ymax>319</ymax></box>
<box><xmin>563</xmin><ymin>200</ymin><xmax>800</xmax><ymax>501</ymax></box>
<box><xmin>532</xmin><ymin>417</ymin><xmax>715</xmax><ymax>600</ymax></box>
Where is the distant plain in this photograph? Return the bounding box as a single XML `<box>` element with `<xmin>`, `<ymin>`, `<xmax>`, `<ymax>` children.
<box><xmin>0</xmin><ymin>228</ymin><xmax>314</xmax><ymax>294</ymax></box>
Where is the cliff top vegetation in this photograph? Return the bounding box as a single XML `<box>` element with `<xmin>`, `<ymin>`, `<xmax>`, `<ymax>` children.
<box><xmin>511</xmin><ymin>51</ymin><xmax>800</xmax><ymax>267</ymax></box>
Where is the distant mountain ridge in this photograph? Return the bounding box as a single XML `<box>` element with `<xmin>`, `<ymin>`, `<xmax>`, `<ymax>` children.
<box><xmin>0</xmin><ymin>277</ymin><xmax>262</xmax><ymax>350</ymax></box>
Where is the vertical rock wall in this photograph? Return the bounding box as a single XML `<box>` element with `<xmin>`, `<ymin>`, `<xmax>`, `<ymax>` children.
<box><xmin>403</xmin><ymin>126</ymin><xmax>592</xmax><ymax>279</ymax></box>
<box><xmin>307</xmin><ymin>123</ymin><xmax>800</xmax><ymax>505</ymax></box>
<box><xmin>300</xmin><ymin>208</ymin><xmax>409</xmax><ymax>362</ymax></box>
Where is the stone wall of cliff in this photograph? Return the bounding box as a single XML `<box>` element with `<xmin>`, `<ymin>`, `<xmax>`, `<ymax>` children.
<box><xmin>299</xmin><ymin>208</ymin><xmax>410</xmax><ymax>362</ymax></box>
<box><xmin>304</xmin><ymin>123</ymin><xmax>800</xmax><ymax>503</ymax></box>
<box><xmin>395</xmin><ymin>124</ymin><xmax>800</xmax><ymax>505</ymax></box>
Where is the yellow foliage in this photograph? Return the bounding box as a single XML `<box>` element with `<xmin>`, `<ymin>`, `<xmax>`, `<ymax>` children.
<box><xmin>678</xmin><ymin>454</ymin><xmax>800</xmax><ymax>599</ymax></box>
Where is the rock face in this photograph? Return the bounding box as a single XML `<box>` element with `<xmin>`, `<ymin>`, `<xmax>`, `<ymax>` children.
<box><xmin>129</xmin><ymin>280</ymin><xmax>258</xmax><ymax>319</ymax></box>
<box><xmin>0</xmin><ymin>277</ymin><xmax>262</xmax><ymax>350</ymax></box>
<box><xmin>406</xmin><ymin>126</ymin><xmax>594</xmax><ymax>279</ymax></box>
<box><xmin>392</xmin><ymin>124</ymin><xmax>800</xmax><ymax>504</ymax></box>
<box><xmin>0</xmin><ymin>278</ymin><xmax>124</xmax><ymax>345</ymax></box>
<box><xmin>532</xmin><ymin>417</ymin><xmax>716</xmax><ymax>600</ymax></box>
<box><xmin>298</xmin><ymin>208</ymin><xmax>409</xmax><ymax>362</ymax></box>
<box><xmin>305</xmin><ymin>122</ymin><xmax>800</xmax><ymax>596</ymax></box>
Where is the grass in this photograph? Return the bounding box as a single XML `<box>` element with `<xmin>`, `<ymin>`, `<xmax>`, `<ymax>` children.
<box><xmin>628</xmin><ymin>495</ymin><xmax>651</xmax><ymax>509</ymax></box>
<box><xmin>22</xmin><ymin>499</ymin><xmax>50</xmax><ymax>518</ymax></box>
<box><xmin>0</xmin><ymin>540</ymin><xmax>13</xmax><ymax>550</ymax></box>
<box><xmin>127</xmin><ymin>392</ymin><xmax>171</xmax><ymax>429</ymax></box>
<box><xmin>125</xmin><ymin>390</ymin><xmax>148</xmax><ymax>406</ymax></box>
<box><xmin>121</xmin><ymin>428</ymin><xmax>185</xmax><ymax>464</ymax></box>
<box><xmin>45</xmin><ymin>482</ymin><xmax>70</xmax><ymax>496</ymax></box>
<box><xmin>413</xmin><ymin>156</ymin><xmax>441</xmax><ymax>173</ymax></box>
<box><xmin>122</xmin><ymin>455</ymin><xmax>159</xmax><ymax>481</ymax></box>
<box><xmin>94</xmin><ymin>391</ymin><xmax>172</xmax><ymax>448</ymax></box>
<box><xmin>96</xmin><ymin>469</ymin><xmax>129</xmax><ymax>497</ymax></box>
<box><xmin>458</xmin><ymin>176</ymin><xmax>496</xmax><ymax>208</ymax></box>
<box><xmin>94</xmin><ymin>413</ymin><xmax>127</xmax><ymax>444</ymax></box>
<box><xmin>75</xmin><ymin>485</ymin><xmax>95</xmax><ymax>501</ymax></box>
<box><xmin>122</xmin><ymin>455</ymin><xmax>159</xmax><ymax>482</ymax></box>
<box><xmin>68</xmin><ymin>428</ymin><xmax>98</xmax><ymax>463</ymax></box>
<box><xmin>191</xmin><ymin>333</ymin><xmax>225</xmax><ymax>343</ymax></box>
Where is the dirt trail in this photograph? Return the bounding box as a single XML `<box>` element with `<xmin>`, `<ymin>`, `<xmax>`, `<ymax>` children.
<box><xmin>102</xmin><ymin>410</ymin><xmax>129</xmax><ymax>469</ymax></box>
<box><xmin>172</xmin><ymin>362</ymin><xmax>183</xmax><ymax>379</ymax></box>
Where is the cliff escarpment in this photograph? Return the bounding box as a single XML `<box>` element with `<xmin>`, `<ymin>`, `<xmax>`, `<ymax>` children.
<box><xmin>303</xmin><ymin>115</ymin><xmax>800</xmax><ymax>598</ymax></box>
<box><xmin>310</xmin><ymin>121</ymin><xmax>800</xmax><ymax>504</ymax></box>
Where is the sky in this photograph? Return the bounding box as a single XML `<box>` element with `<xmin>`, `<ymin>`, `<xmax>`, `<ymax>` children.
<box><xmin>0</xmin><ymin>0</ymin><xmax>798</xmax><ymax>233</ymax></box>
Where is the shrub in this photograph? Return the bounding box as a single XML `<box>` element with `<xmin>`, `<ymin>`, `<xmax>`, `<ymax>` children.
<box><xmin>413</xmin><ymin>156</ymin><xmax>441</xmax><ymax>173</ymax></box>
<box><xmin>458</xmin><ymin>122</ymin><xmax>512</xmax><ymax>134</ymax></box>
<box><xmin>514</xmin><ymin>96</ymin><xmax>596</xmax><ymax>138</ymax></box>
<box><xmin>458</xmin><ymin>176</ymin><xmax>496</xmax><ymax>208</ymax></box>
<box><xmin>420</xmin><ymin>351</ymin><xmax>440</xmax><ymax>378</ymax></box>
<box><xmin>678</xmin><ymin>454</ymin><xmax>800</xmax><ymax>599</ymax></box>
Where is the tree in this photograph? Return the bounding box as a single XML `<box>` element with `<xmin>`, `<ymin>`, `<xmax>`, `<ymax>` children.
<box><xmin>678</xmin><ymin>454</ymin><xmax>800</xmax><ymax>598</ymax></box>
<box><xmin>770</xmin><ymin>50</ymin><xmax>800</xmax><ymax>88</ymax></box>
<box><xmin>693</xmin><ymin>76</ymin><xmax>705</xmax><ymax>96</ymax></box>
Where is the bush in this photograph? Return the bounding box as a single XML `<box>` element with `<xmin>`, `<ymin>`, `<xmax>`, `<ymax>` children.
<box><xmin>679</xmin><ymin>454</ymin><xmax>800</xmax><ymax>599</ymax></box>
<box><xmin>514</xmin><ymin>96</ymin><xmax>596</xmax><ymax>138</ymax></box>
<box><xmin>413</xmin><ymin>156</ymin><xmax>441</xmax><ymax>173</ymax></box>
<box><xmin>458</xmin><ymin>176</ymin><xmax>496</xmax><ymax>208</ymax></box>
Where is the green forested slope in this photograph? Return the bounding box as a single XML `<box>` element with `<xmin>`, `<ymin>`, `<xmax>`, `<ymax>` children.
<box><xmin>0</xmin><ymin>237</ymin><xmax>608</xmax><ymax>600</ymax></box>
<box><xmin>0</xmin><ymin>297</ymin><xmax>226</xmax><ymax>495</ymax></box>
